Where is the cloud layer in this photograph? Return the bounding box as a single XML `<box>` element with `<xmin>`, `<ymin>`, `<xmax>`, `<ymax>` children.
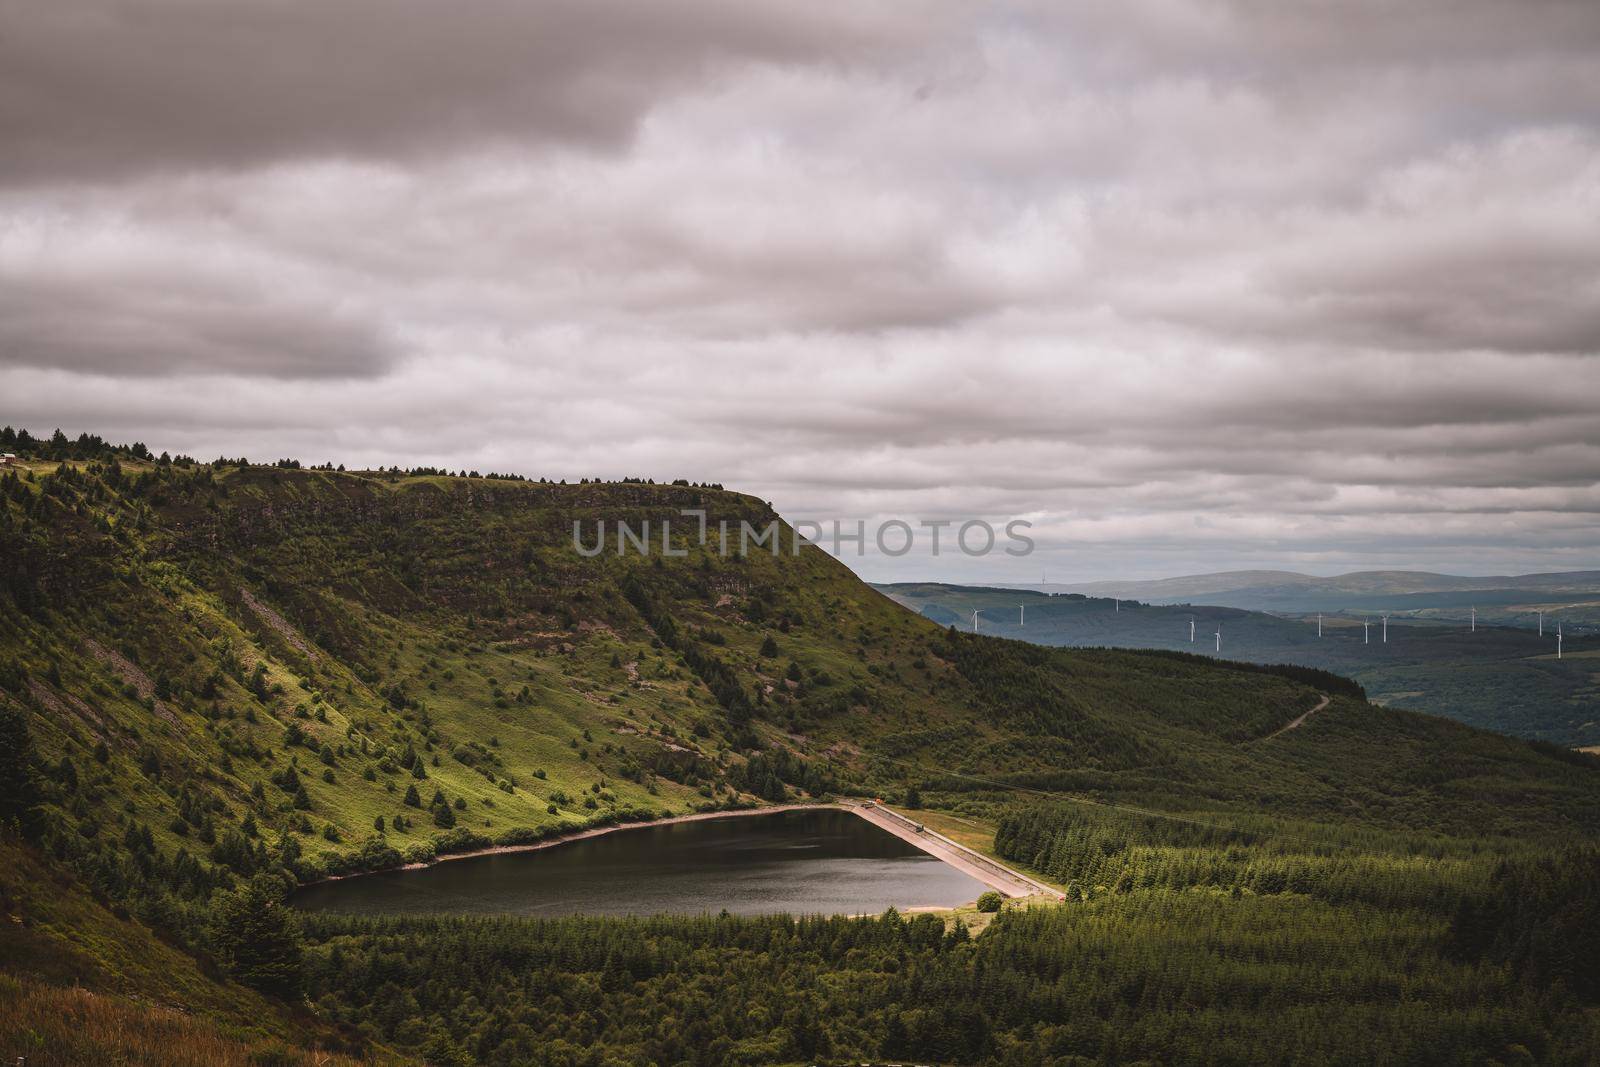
<box><xmin>3</xmin><ymin>0</ymin><xmax>1598</xmax><ymax>580</ymax></box>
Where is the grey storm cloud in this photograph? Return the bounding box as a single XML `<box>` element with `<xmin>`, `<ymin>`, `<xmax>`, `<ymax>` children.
<box><xmin>2</xmin><ymin>0</ymin><xmax>1599</xmax><ymax>580</ymax></box>
<box><xmin>0</xmin><ymin>0</ymin><xmax>927</xmax><ymax>185</ymax></box>
<box><xmin>0</xmin><ymin>273</ymin><xmax>391</xmax><ymax>379</ymax></box>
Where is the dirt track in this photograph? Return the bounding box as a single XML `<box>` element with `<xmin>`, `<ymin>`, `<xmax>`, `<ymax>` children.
<box><xmin>1256</xmin><ymin>695</ymin><xmax>1332</xmax><ymax>743</ymax></box>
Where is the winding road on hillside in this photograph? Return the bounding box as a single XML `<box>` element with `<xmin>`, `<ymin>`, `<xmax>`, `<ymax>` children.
<box><xmin>1256</xmin><ymin>695</ymin><xmax>1331</xmax><ymax>743</ymax></box>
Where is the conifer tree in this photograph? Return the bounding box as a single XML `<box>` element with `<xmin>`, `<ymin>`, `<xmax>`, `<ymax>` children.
<box><xmin>208</xmin><ymin>875</ymin><xmax>303</xmax><ymax>996</ymax></box>
<box><xmin>0</xmin><ymin>705</ymin><xmax>42</xmax><ymax>838</ymax></box>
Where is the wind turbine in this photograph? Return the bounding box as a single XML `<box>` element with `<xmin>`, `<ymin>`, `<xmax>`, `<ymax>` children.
<box><xmin>972</xmin><ymin>609</ymin><xmax>981</xmax><ymax>633</ymax></box>
<box><xmin>1536</xmin><ymin>609</ymin><xmax>1544</xmax><ymax>636</ymax></box>
<box><xmin>1382</xmin><ymin>613</ymin><xmax>1389</xmax><ymax>644</ymax></box>
<box><xmin>1114</xmin><ymin>599</ymin><xmax>1120</xmax><ymax>613</ymax></box>
<box><xmin>1214</xmin><ymin>627</ymin><xmax>1221</xmax><ymax>653</ymax></box>
<box><xmin>1363</xmin><ymin>619</ymin><xmax>1370</xmax><ymax>644</ymax></box>
<box><xmin>1470</xmin><ymin>606</ymin><xmax>1476</xmax><ymax>633</ymax></box>
<box><xmin>1019</xmin><ymin>604</ymin><xmax>1025</xmax><ymax>626</ymax></box>
<box><xmin>1189</xmin><ymin>617</ymin><xmax>1196</xmax><ymax>643</ymax></box>
<box><xmin>1557</xmin><ymin>631</ymin><xmax>1563</xmax><ymax>660</ymax></box>
<box><xmin>1317</xmin><ymin>613</ymin><xmax>1323</xmax><ymax>638</ymax></box>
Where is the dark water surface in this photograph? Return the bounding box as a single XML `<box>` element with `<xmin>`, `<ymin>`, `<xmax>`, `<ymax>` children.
<box><xmin>292</xmin><ymin>809</ymin><xmax>987</xmax><ymax>917</ymax></box>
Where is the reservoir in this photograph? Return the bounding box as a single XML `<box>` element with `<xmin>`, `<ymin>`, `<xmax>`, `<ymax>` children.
<box><xmin>292</xmin><ymin>808</ymin><xmax>988</xmax><ymax>917</ymax></box>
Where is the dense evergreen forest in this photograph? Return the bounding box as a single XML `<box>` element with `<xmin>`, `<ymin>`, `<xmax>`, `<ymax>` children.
<box><xmin>294</xmin><ymin>882</ymin><xmax>1600</xmax><ymax>1066</ymax></box>
<box><xmin>3</xmin><ymin>434</ymin><xmax>1599</xmax><ymax>1064</ymax></box>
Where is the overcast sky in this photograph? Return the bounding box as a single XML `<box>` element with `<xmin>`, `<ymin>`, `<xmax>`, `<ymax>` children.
<box><xmin>3</xmin><ymin>1</ymin><xmax>1599</xmax><ymax>582</ymax></box>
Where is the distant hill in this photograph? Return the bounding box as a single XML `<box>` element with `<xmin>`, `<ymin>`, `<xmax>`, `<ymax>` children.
<box><xmin>997</xmin><ymin>569</ymin><xmax>1600</xmax><ymax>629</ymax></box>
<box><xmin>1040</xmin><ymin>567</ymin><xmax>1600</xmax><ymax>601</ymax></box>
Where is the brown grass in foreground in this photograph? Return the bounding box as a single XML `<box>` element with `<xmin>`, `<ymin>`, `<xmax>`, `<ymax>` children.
<box><xmin>0</xmin><ymin>975</ymin><xmax>374</xmax><ymax>1067</ymax></box>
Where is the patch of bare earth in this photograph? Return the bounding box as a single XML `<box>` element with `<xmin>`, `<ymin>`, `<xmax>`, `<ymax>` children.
<box><xmin>26</xmin><ymin>679</ymin><xmax>105</xmax><ymax>732</ymax></box>
<box><xmin>239</xmin><ymin>588</ymin><xmax>317</xmax><ymax>662</ymax></box>
<box><xmin>83</xmin><ymin>639</ymin><xmax>178</xmax><ymax>726</ymax></box>
<box><xmin>613</xmin><ymin>722</ymin><xmax>697</xmax><ymax>754</ymax></box>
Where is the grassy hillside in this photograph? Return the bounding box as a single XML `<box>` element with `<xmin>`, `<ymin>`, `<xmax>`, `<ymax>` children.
<box><xmin>881</xmin><ymin>582</ymin><xmax>1600</xmax><ymax>745</ymax></box>
<box><xmin>4</xmin><ymin>436</ymin><xmax>1600</xmax><ymax>1064</ymax></box>
<box><xmin>5</xmin><ymin>455</ymin><xmax>1596</xmax><ymax>882</ymax></box>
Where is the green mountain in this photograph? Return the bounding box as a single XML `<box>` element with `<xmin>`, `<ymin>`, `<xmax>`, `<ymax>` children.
<box><xmin>3</xmin><ymin>438</ymin><xmax>1600</xmax><ymax>1064</ymax></box>
<box><xmin>880</xmin><ymin>582</ymin><xmax>1600</xmax><ymax>746</ymax></box>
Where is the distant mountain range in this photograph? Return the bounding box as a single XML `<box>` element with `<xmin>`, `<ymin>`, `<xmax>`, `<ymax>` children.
<box><xmin>1000</xmin><ymin>569</ymin><xmax>1600</xmax><ymax>616</ymax></box>
<box><xmin>878</xmin><ymin>579</ymin><xmax>1600</xmax><ymax>747</ymax></box>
